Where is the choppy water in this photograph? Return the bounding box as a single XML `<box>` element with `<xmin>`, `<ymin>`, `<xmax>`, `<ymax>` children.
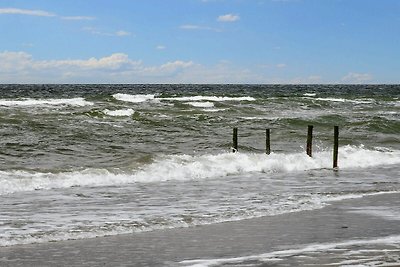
<box><xmin>0</xmin><ymin>84</ymin><xmax>399</xmax><ymax>250</ymax></box>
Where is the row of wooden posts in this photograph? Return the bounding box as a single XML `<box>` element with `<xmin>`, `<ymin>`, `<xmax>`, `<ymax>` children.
<box><xmin>232</xmin><ymin>125</ymin><xmax>340</xmax><ymax>169</ymax></box>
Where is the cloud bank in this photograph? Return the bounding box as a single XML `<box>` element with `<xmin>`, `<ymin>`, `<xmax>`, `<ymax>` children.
<box><xmin>0</xmin><ymin>51</ymin><xmax>195</xmax><ymax>83</ymax></box>
<box><xmin>0</xmin><ymin>51</ymin><xmax>376</xmax><ymax>84</ymax></box>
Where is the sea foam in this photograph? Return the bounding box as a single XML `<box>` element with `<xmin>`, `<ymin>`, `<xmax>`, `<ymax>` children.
<box><xmin>112</xmin><ymin>93</ymin><xmax>255</xmax><ymax>103</ymax></box>
<box><xmin>162</xmin><ymin>96</ymin><xmax>256</xmax><ymax>102</ymax></box>
<box><xmin>0</xmin><ymin>146</ymin><xmax>399</xmax><ymax>195</ymax></box>
<box><xmin>0</xmin><ymin>98</ymin><xmax>93</xmax><ymax>107</ymax></box>
<box><xmin>312</xmin><ymin>97</ymin><xmax>374</xmax><ymax>104</ymax></box>
<box><xmin>113</xmin><ymin>93</ymin><xmax>156</xmax><ymax>103</ymax></box>
<box><xmin>186</xmin><ymin>102</ymin><xmax>215</xmax><ymax>108</ymax></box>
<box><xmin>179</xmin><ymin>235</ymin><xmax>400</xmax><ymax>267</ymax></box>
<box><xmin>104</xmin><ymin>108</ymin><xmax>134</xmax><ymax>117</ymax></box>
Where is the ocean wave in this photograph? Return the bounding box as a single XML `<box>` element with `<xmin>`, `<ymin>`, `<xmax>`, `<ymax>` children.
<box><xmin>162</xmin><ymin>96</ymin><xmax>256</xmax><ymax>102</ymax></box>
<box><xmin>113</xmin><ymin>93</ymin><xmax>157</xmax><ymax>103</ymax></box>
<box><xmin>113</xmin><ymin>93</ymin><xmax>255</xmax><ymax>103</ymax></box>
<box><xmin>0</xmin><ymin>98</ymin><xmax>93</xmax><ymax>107</ymax></box>
<box><xmin>104</xmin><ymin>108</ymin><xmax>134</xmax><ymax>117</ymax></box>
<box><xmin>303</xmin><ymin>93</ymin><xmax>316</xmax><ymax>97</ymax></box>
<box><xmin>0</xmin><ymin>146</ymin><xmax>399</xmax><ymax>195</ymax></box>
<box><xmin>0</xmin><ymin>191</ymin><xmax>397</xmax><ymax>247</ymax></box>
<box><xmin>311</xmin><ymin>97</ymin><xmax>374</xmax><ymax>104</ymax></box>
<box><xmin>186</xmin><ymin>102</ymin><xmax>215</xmax><ymax>108</ymax></box>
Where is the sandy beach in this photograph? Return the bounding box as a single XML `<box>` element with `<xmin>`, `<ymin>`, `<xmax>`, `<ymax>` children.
<box><xmin>0</xmin><ymin>192</ymin><xmax>399</xmax><ymax>266</ymax></box>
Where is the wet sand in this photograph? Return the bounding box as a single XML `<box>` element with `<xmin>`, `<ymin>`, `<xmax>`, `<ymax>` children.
<box><xmin>1</xmin><ymin>192</ymin><xmax>399</xmax><ymax>266</ymax></box>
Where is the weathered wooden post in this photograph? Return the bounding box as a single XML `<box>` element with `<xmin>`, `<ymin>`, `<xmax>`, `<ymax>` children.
<box><xmin>232</xmin><ymin>127</ymin><xmax>238</xmax><ymax>153</ymax></box>
<box><xmin>266</xmin><ymin>129</ymin><xmax>271</xmax><ymax>155</ymax></box>
<box><xmin>333</xmin><ymin>126</ymin><xmax>339</xmax><ymax>169</ymax></box>
<box><xmin>306</xmin><ymin>125</ymin><xmax>313</xmax><ymax>157</ymax></box>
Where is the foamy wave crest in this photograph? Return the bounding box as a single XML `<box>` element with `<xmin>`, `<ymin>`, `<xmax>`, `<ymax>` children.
<box><xmin>312</xmin><ymin>97</ymin><xmax>374</xmax><ymax>104</ymax></box>
<box><xmin>113</xmin><ymin>93</ymin><xmax>156</xmax><ymax>103</ymax></box>
<box><xmin>303</xmin><ymin>93</ymin><xmax>316</xmax><ymax>97</ymax></box>
<box><xmin>0</xmin><ymin>98</ymin><xmax>93</xmax><ymax>107</ymax></box>
<box><xmin>1</xmin><ymin>146</ymin><xmax>399</xmax><ymax>195</ymax></box>
<box><xmin>186</xmin><ymin>102</ymin><xmax>215</xmax><ymax>108</ymax></box>
<box><xmin>163</xmin><ymin>96</ymin><xmax>256</xmax><ymax>102</ymax></box>
<box><xmin>104</xmin><ymin>108</ymin><xmax>134</xmax><ymax>117</ymax></box>
<box><xmin>113</xmin><ymin>94</ymin><xmax>255</xmax><ymax>103</ymax></box>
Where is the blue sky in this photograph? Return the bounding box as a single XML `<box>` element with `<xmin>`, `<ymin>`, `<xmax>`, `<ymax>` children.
<box><xmin>0</xmin><ymin>0</ymin><xmax>399</xmax><ymax>84</ymax></box>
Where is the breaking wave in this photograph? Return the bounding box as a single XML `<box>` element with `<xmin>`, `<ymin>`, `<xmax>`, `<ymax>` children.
<box><xmin>1</xmin><ymin>145</ymin><xmax>399</xmax><ymax>195</ymax></box>
<box><xmin>104</xmin><ymin>108</ymin><xmax>134</xmax><ymax>117</ymax></box>
<box><xmin>112</xmin><ymin>93</ymin><xmax>255</xmax><ymax>103</ymax></box>
<box><xmin>0</xmin><ymin>98</ymin><xmax>93</xmax><ymax>107</ymax></box>
<box><xmin>113</xmin><ymin>93</ymin><xmax>156</xmax><ymax>103</ymax></box>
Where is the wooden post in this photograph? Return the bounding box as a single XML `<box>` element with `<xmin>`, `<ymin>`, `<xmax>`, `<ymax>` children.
<box><xmin>333</xmin><ymin>126</ymin><xmax>339</xmax><ymax>169</ymax></box>
<box><xmin>306</xmin><ymin>125</ymin><xmax>313</xmax><ymax>157</ymax></box>
<box><xmin>266</xmin><ymin>129</ymin><xmax>271</xmax><ymax>155</ymax></box>
<box><xmin>232</xmin><ymin>127</ymin><xmax>238</xmax><ymax>153</ymax></box>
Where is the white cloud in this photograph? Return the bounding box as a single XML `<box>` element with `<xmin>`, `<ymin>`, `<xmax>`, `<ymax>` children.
<box><xmin>217</xmin><ymin>14</ymin><xmax>240</xmax><ymax>22</ymax></box>
<box><xmin>180</xmin><ymin>24</ymin><xmax>221</xmax><ymax>32</ymax></box>
<box><xmin>140</xmin><ymin>60</ymin><xmax>194</xmax><ymax>76</ymax></box>
<box><xmin>0</xmin><ymin>51</ymin><xmax>328</xmax><ymax>84</ymax></box>
<box><xmin>156</xmin><ymin>45</ymin><xmax>166</xmax><ymax>50</ymax></box>
<box><xmin>61</xmin><ymin>16</ymin><xmax>95</xmax><ymax>21</ymax></box>
<box><xmin>33</xmin><ymin>53</ymin><xmax>138</xmax><ymax>70</ymax></box>
<box><xmin>0</xmin><ymin>7</ymin><xmax>55</xmax><ymax>17</ymax></box>
<box><xmin>0</xmin><ymin>51</ymin><xmax>33</xmax><ymax>71</ymax></box>
<box><xmin>0</xmin><ymin>51</ymin><xmax>196</xmax><ymax>83</ymax></box>
<box><xmin>83</xmin><ymin>27</ymin><xmax>132</xmax><ymax>37</ymax></box>
<box><xmin>341</xmin><ymin>72</ymin><xmax>373</xmax><ymax>84</ymax></box>
<box><xmin>115</xmin><ymin>30</ymin><xmax>131</xmax><ymax>36</ymax></box>
<box><xmin>276</xmin><ymin>63</ymin><xmax>286</xmax><ymax>68</ymax></box>
<box><xmin>160</xmin><ymin>61</ymin><xmax>194</xmax><ymax>71</ymax></box>
<box><xmin>0</xmin><ymin>7</ymin><xmax>96</xmax><ymax>21</ymax></box>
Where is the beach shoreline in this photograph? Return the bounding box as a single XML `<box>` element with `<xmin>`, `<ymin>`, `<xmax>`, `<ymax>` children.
<box><xmin>1</xmin><ymin>192</ymin><xmax>399</xmax><ymax>266</ymax></box>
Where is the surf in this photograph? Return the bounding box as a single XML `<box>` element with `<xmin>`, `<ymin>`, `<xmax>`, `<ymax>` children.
<box><xmin>1</xmin><ymin>145</ymin><xmax>399</xmax><ymax>195</ymax></box>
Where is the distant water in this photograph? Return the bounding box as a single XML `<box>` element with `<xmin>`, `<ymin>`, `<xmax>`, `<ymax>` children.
<box><xmin>0</xmin><ymin>84</ymin><xmax>399</xmax><ymax>247</ymax></box>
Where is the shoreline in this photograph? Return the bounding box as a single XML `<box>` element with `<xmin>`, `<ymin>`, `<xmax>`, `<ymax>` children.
<box><xmin>1</xmin><ymin>192</ymin><xmax>400</xmax><ymax>266</ymax></box>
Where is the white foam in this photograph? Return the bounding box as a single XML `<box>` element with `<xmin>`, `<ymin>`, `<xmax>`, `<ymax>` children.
<box><xmin>0</xmin><ymin>98</ymin><xmax>93</xmax><ymax>107</ymax></box>
<box><xmin>113</xmin><ymin>93</ymin><xmax>156</xmax><ymax>103</ymax></box>
<box><xmin>163</xmin><ymin>96</ymin><xmax>256</xmax><ymax>102</ymax></box>
<box><xmin>186</xmin><ymin>102</ymin><xmax>215</xmax><ymax>108</ymax></box>
<box><xmin>179</xmin><ymin>235</ymin><xmax>400</xmax><ymax>267</ymax></box>
<box><xmin>0</xmin><ymin>146</ymin><xmax>399</xmax><ymax>195</ymax></box>
<box><xmin>303</xmin><ymin>93</ymin><xmax>316</xmax><ymax>97</ymax></box>
<box><xmin>112</xmin><ymin>94</ymin><xmax>255</xmax><ymax>104</ymax></box>
<box><xmin>203</xmin><ymin>108</ymin><xmax>226</xmax><ymax>112</ymax></box>
<box><xmin>104</xmin><ymin>108</ymin><xmax>134</xmax><ymax>117</ymax></box>
<box><xmin>313</xmin><ymin>97</ymin><xmax>374</xmax><ymax>104</ymax></box>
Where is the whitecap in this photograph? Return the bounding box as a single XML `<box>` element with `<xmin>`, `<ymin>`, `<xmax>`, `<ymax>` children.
<box><xmin>104</xmin><ymin>108</ymin><xmax>134</xmax><ymax>117</ymax></box>
<box><xmin>0</xmin><ymin>98</ymin><xmax>93</xmax><ymax>107</ymax></box>
<box><xmin>313</xmin><ymin>97</ymin><xmax>374</xmax><ymax>104</ymax></box>
<box><xmin>1</xmin><ymin>145</ymin><xmax>399</xmax><ymax>195</ymax></box>
<box><xmin>113</xmin><ymin>93</ymin><xmax>156</xmax><ymax>103</ymax></box>
<box><xmin>162</xmin><ymin>96</ymin><xmax>256</xmax><ymax>102</ymax></box>
<box><xmin>186</xmin><ymin>102</ymin><xmax>215</xmax><ymax>108</ymax></box>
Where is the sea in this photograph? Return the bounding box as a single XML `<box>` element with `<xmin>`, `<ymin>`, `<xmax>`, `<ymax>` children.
<box><xmin>0</xmin><ymin>84</ymin><xmax>399</xmax><ymax>265</ymax></box>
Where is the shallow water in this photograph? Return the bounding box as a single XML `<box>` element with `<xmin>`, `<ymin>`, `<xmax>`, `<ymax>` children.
<box><xmin>0</xmin><ymin>84</ymin><xmax>399</xmax><ymax>246</ymax></box>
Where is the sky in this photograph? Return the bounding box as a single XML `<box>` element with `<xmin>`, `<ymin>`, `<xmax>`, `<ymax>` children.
<box><xmin>0</xmin><ymin>0</ymin><xmax>399</xmax><ymax>84</ymax></box>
